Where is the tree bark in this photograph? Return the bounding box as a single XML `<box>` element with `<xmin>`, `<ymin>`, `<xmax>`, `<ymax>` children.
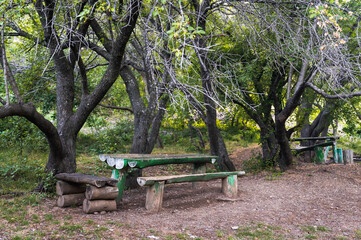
<box><xmin>191</xmin><ymin>0</ymin><xmax>235</xmax><ymax>171</ymax></box>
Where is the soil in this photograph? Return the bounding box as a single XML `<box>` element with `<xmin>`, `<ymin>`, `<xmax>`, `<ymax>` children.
<box><xmin>1</xmin><ymin>146</ymin><xmax>361</xmax><ymax>239</ymax></box>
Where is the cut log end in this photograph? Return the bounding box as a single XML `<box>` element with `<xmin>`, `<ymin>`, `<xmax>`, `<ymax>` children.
<box><xmin>137</xmin><ymin>178</ymin><xmax>146</xmax><ymax>187</ymax></box>
<box><xmin>57</xmin><ymin>193</ymin><xmax>85</xmax><ymax>208</ymax></box>
<box><xmin>56</xmin><ymin>181</ymin><xmax>86</xmax><ymax>195</ymax></box>
<box><xmin>128</xmin><ymin>161</ymin><xmax>137</xmax><ymax>168</ymax></box>
<box><xmin>85</xmin><ymin>185</ymin><xmax>118</xmax><ymax>200</ymax></box>
<box><xmin>82</xmin><ymin>199</ymin><xmax>117</xmax><ymax>214</ymax></box>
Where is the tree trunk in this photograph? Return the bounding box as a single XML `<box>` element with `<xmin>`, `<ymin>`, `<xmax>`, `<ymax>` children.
<box><xmin>121</xmin><ymin>66</ymin><xmax>169</xmax><ymax>188</ymax></box>
<box><xmin>275</xmin><ymin>120</ymin><xmax>294</xmax><ymax>171</ymax></box>
<box><xmin>259</xmin><ymin>125</ymin><xmax>279</xmax><ymax>168</ymax></box>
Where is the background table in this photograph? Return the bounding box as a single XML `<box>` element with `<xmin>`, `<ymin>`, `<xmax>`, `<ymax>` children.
<box><xmin>290</xmin><ymin>136</ymin><xmax>340</xmax><ymax>163</ymax></box>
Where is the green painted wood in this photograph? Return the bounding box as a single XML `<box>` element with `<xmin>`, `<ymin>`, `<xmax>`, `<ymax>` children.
<box><xmin>332</xmin><ymin>142</ymin><xmax>338</xmax><ymax>163</ymax></box>
<box><xmin>145</xmin><ymin>181</ymin><xmax>164</xmax><ymax>212</ymax></box>
<box><xmin>315</xmin><ymin>146</ymin><xmax>324</xmax><ymax>164</ymax></box>
<box><xmin>337</xmin><ymin>148</ymin><xmax>343</xmax><ymax>164</ymax></box>
<box><xmin>324</xmin><ymin>146</ymin><xmax>330</xmax><ymax>162</ymax></box>
<box><xmin>222</xmin><ymin>175</ymin><xmax>238</xmax><ymax>198</ymax></box>
<box><xmin>112</xmin><ymin>168</ymin><xmax>128</xmax><ymax>203</ymax></box>
<box><xmin>137</xmin><ymin>171</ymin><xmax>245</xmax><ymax>186</ymax></box>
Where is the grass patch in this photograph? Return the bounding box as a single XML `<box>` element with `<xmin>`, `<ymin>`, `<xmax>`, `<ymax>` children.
<box><xmin>355</xmin><ymin>229</ymin><xmax>361</xmax><ymax>239</ymax></box>
<box><xmin>232</xmin><ymin>223</ymin><xmax>285</xmax><ymax>239</ymax></box>
<box><xmin>59</xmin><ymin>223</ymin><xmax>83</xmax><ymax>233</ymax></box>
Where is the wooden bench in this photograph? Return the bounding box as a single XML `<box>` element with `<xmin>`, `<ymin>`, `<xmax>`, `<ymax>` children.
<box><xmin>55</xmin><ymin>173</ymin><xmax>119</xmax><ymax>214</ymax></box>
<box><xmin>290</xmin><ymin>136</ymin><xmax>340</xmax><ymax>163</ymax></box>
<box><xmin>137</xmin><ymin>171</ymin><xmax>245</xmax><ymax>212</ymax></box>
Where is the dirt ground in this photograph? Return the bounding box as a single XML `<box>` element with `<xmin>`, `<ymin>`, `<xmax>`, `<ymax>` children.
<box><xmin>1</xmin><ymin>146</ymin><xmax>361</xmax><ymax>239</ymax></box>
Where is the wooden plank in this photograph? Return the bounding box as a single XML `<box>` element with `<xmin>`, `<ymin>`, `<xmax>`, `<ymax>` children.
<box><xmin>56</xmin><ymin>180</ymin><xmax>86</xmax><ymax>195</ymax></box>
<box><xmin>55</xmin><ymin>173</ymin><xmax>118</xmax><ymax>187</ymax></box>
<box><xmin>145</xmin><ymin>181</ymin><xmax>165</xmax><ymax>212</ymax></box>
<box><xmin>137</xmin><ymin>171</ymin><xmax>245</xmax><ymax>187</ymax></box>
<box><xmin>100</xmin><ymin>154</ymin><xmax>218</xmax><ymax>169</ymax></box>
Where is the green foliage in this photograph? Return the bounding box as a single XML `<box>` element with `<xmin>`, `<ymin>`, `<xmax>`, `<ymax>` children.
<box><xmin>0</xmin><ymin>117</ymin><xmax>48</xmax><ymax>155</ymax></box>
<box><xmin>0</xmin><ymin>159</ymin><xmax>44</xmax><ymax>193</ymax></box>
<box><xmin>77</xmin><ymin>119</ymin><xmax>134</xmax><ymax>154</ymax></box>
<box><xmin>242</xmin><ymin>151</ymin><xmax>275</xmax><ymax>173</ymax></box>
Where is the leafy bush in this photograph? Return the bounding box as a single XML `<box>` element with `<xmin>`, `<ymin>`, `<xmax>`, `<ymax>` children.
<box><xmin>0</xmin><ymin>160</ymin><xmax>44</xmax><ymax>193</ymax></box>
<box><xmin>0</xmin><ymin>117</ymin><xmax>48</xmax><ymax>155</ymax></box>
<box><xmin>242</xmin><ymin>151</ymin><xmax>275</xmax><ymax>173</ymax></box>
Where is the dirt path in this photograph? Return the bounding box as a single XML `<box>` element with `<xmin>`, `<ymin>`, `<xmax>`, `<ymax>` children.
<box><xmin>1</xmin><ymin>148</ymin><xmax>361</xmax><ymax>239</ymax></box>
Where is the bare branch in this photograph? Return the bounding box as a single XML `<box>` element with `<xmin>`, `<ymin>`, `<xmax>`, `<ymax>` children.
<box><xmin>306</xmin><ymin>82</ymin><xmax>361</xmax><ymax>99</ymax></box>
<box><xmin>99</xmin><ymin>104</ymin><xmax>133</xmax><ymax>113</ymax></box>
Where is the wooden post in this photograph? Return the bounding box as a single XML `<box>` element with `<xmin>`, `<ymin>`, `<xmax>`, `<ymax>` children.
<box><xmin>337</xmin><ymin>148</ymin><xmax>343</xmax><ymax>164</ymax></box>
<box><xmin>57</xmin><ymin>193</ymin><xmax>85</xmax><ymax>208</ymax></box>
<box><xmin>82</xmin><ymin>199</ymin><xmax>117</xmax><ymax>214</ymax></box>
<box><xmin>222</xmin><ymin>175</ymin><xmax>238</xmax><ymax>198</ymax></box>
<box><xmin>323</xmin><ymin>146</ymin><xmax>330</xmax><ymax>162</ymax></box>
<box><xmin>192</xmin><ymin>163</ymin><xmax>206</xmax><ymax>188</ymax></box>
<box><xmin>332</xmin><ymin>141</ymin><xmax>338</xmax><ymax>163</ymax></box>
<box><xmin>145</xmin><ymin>181</ymin><xmax>165</xmax><ymax>212</ymax></box>
<box><xmin>56</xmin><ymin>181</ymin><xmax>86</xmax><ymax>195</ymax></box>
<box><xmin>343</xmin><ymin>150</ymin><xmax>354</xmax><ymax>164</ymax></box>
<box><xmin>85</xmin><ymin>186</ymin><xmax>118</xmax><ymax>200</ymax></box>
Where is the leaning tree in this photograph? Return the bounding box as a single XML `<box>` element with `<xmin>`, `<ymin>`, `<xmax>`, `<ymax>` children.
<box><xmin>0</xmin><ymin>0</ymin><xmax>141</xmax><ymax>177</ymax></box>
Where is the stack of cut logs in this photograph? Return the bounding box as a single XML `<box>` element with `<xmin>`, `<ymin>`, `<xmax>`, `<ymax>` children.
<box><xmin>55</xmin><ymin>173</ymin><xmax>118</xmax><ymax>214</ymax></box>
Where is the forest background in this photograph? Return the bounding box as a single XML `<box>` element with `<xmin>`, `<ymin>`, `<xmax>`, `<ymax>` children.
<box><xmin>1</xmin><ymin>0</ymin><xmax>361</xmax><ymax>192</ymax></box>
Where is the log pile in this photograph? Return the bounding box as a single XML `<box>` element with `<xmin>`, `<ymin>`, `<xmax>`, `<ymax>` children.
<box><xmin>55</xmin><ymin>173</ymin><xmax>118</xmax><ymax>214</ymax></box>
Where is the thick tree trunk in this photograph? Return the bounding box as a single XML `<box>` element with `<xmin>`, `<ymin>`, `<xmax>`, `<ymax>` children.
<box><xmin>259</xmin><ymin>126</ymin><xmax>279</xmax><ymax>167</ymax></box>
<box><xmin>275</xmin><ymin>120</ymin><xmax>294</xmax><ymax>171</ymax></box>
<box><xmin>192</xmin><ymin>0</ymin><xmax>235</xmax><ymax>171</ymax></box>
<box><xmin>120</xmin><ymin>66</ymin><xmax>169</xmax><ymax>188</ymax></box>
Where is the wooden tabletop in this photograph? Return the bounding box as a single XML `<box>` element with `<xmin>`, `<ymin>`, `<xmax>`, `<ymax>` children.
<box><xmin>99</xmin><ymin>153</ymin><xmax>218</xmax><ymax>169</ymax></box>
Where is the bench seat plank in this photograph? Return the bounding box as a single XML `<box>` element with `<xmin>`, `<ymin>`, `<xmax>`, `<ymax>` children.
<box><xmin>55</xmin><ymin>173</ymin><xmax>118</xmax><ymax>188</ymax></box>
<box><xmin>293</xmin><ymin>141</ymin><xmax>334</xmax><ymax>153</ymax></box>
<box><xmin>137</xmin><ymin>171</ymin><xmax>245</xmax><ymax>186</ymax></box>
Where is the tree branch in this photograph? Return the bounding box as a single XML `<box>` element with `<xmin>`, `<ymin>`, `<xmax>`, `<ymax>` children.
<box><xmin>90</xmin><ymin>19</ymin><xmax>113</xmax><ymax>52</ymax></box>
<box><xmin>306</xmin><ymin>82</ymin><xmax>361</xmax><ymax>99</ymax></box>
<box><xmin>0</xmin><ymin>97</ymin><xmax>6</xmax><ymax>105</ymax></box>
<box><xmin>99</xmin><ymin>104</ymin><xmax>133</xmax><ymax>113</ymax></box>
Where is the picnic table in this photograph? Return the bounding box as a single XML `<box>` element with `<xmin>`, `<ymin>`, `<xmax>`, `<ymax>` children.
<box><xmin>290</xmin><ymin>136</ymin><xmax>340</xmax><ymax>163</ymax></box>
<box><xmin>98</xmin><ymin>154</ymin><xmax>218</xmax><ymax>202</ymax></box>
